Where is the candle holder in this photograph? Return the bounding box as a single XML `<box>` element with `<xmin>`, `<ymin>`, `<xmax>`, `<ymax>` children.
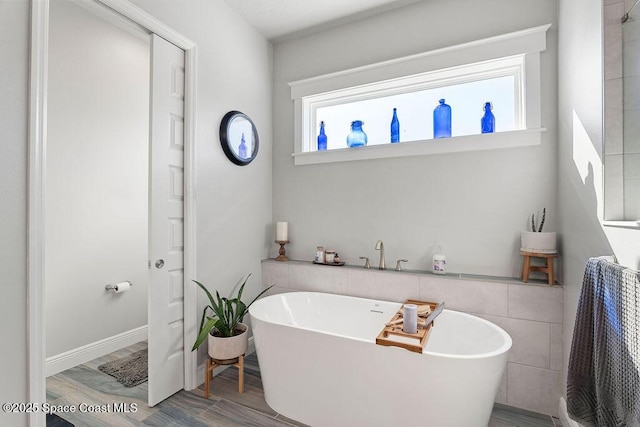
<box><xmin>275</xmin><ymin>240</ymin><xmax>290</xmax><ymax>261</ymax></box>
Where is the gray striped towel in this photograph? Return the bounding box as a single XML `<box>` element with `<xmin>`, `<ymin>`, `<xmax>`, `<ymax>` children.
<box><xmin>567</xmin><ymin>256</ymin><xmax>640</xmax><ymax>426</ymax></box>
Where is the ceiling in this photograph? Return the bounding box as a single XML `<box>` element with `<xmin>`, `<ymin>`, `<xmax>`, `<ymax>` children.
<box><xmin>221</xmin><ymin>0</ymin><xmax>420</xmax><ymax>41</ymax></box>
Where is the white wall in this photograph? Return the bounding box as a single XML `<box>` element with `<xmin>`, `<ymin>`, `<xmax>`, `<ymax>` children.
<box><xmin>46</xmin><ymin>0</ymin><xmax>150</xmax><ymax>358</ymax></box>
<box><xmin>0</xmin><ymin>0</ymin><xmax>29</xmax><ymax>425</ymax></box>
<box><xmin>272</xmin><ymin>0</ymin><xmax>559</xmax><ymax>278</ymax></box>
<box><xmin>129</xmin><ymin>0</ymin><xmax>274</xmax><ymax>364</ymax></box>
<box><xmin>557</xmin><ymin>0</ymin><xmax>640</xmax><ymax>406</ymax></box>
<box><xmin>1</xmin><ymin>0</ymin><xmax>272</xmax><ymax>424</ymax></box>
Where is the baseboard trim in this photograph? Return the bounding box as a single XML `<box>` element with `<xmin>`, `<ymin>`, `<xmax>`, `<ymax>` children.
<box><xmin>195</xmin><ymin>336</ymin><xmax>255</xmax><ymax>387</ymax></box>
<box><xmin>559</xmin><ymin>397</ymin><xmax>582</xmax><ymax>427</ymax></box>
<box><xmin>46</xmin><ymin>325</ymin><xmax>148</xmax><ymax>377</ymax></box>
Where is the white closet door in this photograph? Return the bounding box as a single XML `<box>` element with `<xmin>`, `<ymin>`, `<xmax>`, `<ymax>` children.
<box><xmin>148</xmin><ymin>34</ymin><xmax>186</xmax><ymax>407</ymax></box>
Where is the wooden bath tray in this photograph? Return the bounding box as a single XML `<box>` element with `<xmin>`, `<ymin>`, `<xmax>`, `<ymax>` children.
<box><xmin>376</xmin><ymin>299</ymin><xmax>444</xmax><ymax>353</ymax></box>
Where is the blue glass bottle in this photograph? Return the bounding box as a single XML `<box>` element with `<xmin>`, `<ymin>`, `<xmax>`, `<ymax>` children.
<box><xmin>481</xmin><ymin>102</ymin><xmax>495</xmax><ymax>133</ymax></box>
<box><xmin>391</xmin><ymin>108</ymin><xmax>400</xmax><ymax>143</ymax></box>
<box><xmin>433</xmin><ymin>99</ymin><xmax>452</xmax><ymax>139</ymax></box>
<box><xmin>317</xmin><ymin>121</ymin><xmax>327</xmax><ymax>151</ymax></box>
<box><xmin>238</xmin><ymin>133</ymin><xmax>247</xmax><ymax>159</ymax></box>
<box><xmin>346</xmin><ymin>120</ymin><xmax>368</xmax><ymax>147</ymax></box>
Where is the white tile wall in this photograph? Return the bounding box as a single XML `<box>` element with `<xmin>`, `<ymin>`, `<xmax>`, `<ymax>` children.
<box><xmin>508</xmin><ymin>283</ymin><xmax>563</xmax><ymax>323</ymax></box>
<box><xmin>480</xmin><ymin>314</ymin><xmax>550</xmax><ymax>369</ymax></box>
<box><xmin>624</xmin><ymin>108</ymin><xmax>640</xmax><ymax>153</ymax></box>
<box><xmin>507</xmin><ymin>364</ymin><xmax>561</xmax><ymax>415</ymax></box>
<box><xmin>347</xmin><ymin>269</ymin><xmax>419</xmax><ymax>302</ymax></box>
<box><xmin>550</xmin><ymin>323</ymin><xmax>563</xmax><ymax>371</ymax></box>
<box><xmin>604</xmin><ymin>154</ymin><xmax>625</xmax><ymax>219</ymax></box>
<box><xmin>623</xmin><ymin>75</ymin><xmax>640</xmax><ymax>110</ymax></box>
<box><xmin>289</xmin><ymin>262</ymin><xmax>349</xmax><ymax>295</ymax></box>
<box><xmin>496</xmin><ymin>372</ymin><xmax>508</xmax><ymax>405</ymax></box>
<box><xmin>262</xmin><ymin>260</ymin><xmax>290</xmax><ymax>288</ymax></box>
<box><xmin>261</xmin><ymin>259</ymin><xmax>563</xmax><ymax>416</ymax></box>
<box><xmin>605</xmin><ymin>2</ymin><xmax>624</xmax><ymax>80</ymax></box>
<box><xmin>418</xmin><ymin>276</ymin><xmax>509</xmax><ymax>316</ymax></box>
<box><xmin>605</xmin><ymin>78</ymin><xmax>623</xmax><ymax>155</ymax></box>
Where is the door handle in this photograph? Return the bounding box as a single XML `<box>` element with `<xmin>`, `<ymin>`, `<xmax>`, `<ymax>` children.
<box><xmin>155</xmin><ymin>259</ymin><xmax>165</xmax><ymax>269</ymax></box>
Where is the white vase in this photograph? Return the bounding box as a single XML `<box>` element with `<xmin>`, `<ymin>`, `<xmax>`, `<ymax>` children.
<box><xmin>520</xmin><ymin>231</ymin><xmax>557</xmax><ymax>254</ymax></box>
<box><xmin>207</xmin><ymin>323</ymin><xmax>248</xmax><ymax>361</ymax></box>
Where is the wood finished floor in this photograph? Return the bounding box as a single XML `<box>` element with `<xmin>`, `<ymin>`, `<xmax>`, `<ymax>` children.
<box><xmin>47</xmin><ymin>342</ymin><xmax>562</xmax><ymax>426</ymax></box>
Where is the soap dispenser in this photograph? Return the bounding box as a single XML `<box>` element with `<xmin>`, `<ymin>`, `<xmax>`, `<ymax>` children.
<box><xmin>432</xmin><ymin>246</ymin><xmax>446</xmax><ymax>274</ymax></box>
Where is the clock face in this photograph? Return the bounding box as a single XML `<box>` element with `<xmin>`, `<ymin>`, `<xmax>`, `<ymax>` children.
<box><xmin>220</xmin><ymin>111</ymin><xmax>259</xmax><ymax>166</ymax></box>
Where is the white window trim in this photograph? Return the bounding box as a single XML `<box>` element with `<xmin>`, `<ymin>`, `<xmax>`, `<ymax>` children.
<box><xmin>289</xmin><ymin>24</ymin><xmax>550</xmax><ymax>166</ymax></box>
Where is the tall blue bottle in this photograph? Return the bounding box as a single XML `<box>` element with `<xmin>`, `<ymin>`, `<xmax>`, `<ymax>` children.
<box><xmin>238</xmin><ymin>133</ymin><xmax>248</xmax><ymax>159</ymax></box>
<box><xmin>346</xmin><ymin>120</ymin><xmax>367</xmax><ymax>147</ymax></box>
<box><xmin>433</xmin><ymin>99</ymin><xmax>452</xmax><ymax>139</ymax></box>
<box><xmin>391</xmin><ymin>108</ymin><xmax>400</xmax><ymax>143</ymax></box>
<box><xmin>317</xmin><ymin>121</ymin><xmax>327</xmax><ymax>151</ymax></box>
<box><xmin>481</xmin><ymin>102</ymin><xmax>495</xmax><ymax>133</ymax></box>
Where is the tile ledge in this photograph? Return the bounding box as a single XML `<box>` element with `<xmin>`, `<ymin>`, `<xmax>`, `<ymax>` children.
<box><xmin>261</xmin><ymin>258</ymin><xmax>562</xmax><ymax>288</ymax></box>
<box><xmin>602</xmin><ymin>220</ymin><xmax>640</xmax><ymax>229</ymax></box>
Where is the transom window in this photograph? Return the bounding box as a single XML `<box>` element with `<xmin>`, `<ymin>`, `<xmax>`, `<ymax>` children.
<box><xmin>311</xmin><ymin>56</ymin><xmax>523</xmax><ymax>151</ymax></box>
<box><xmin>290</xmin><ymin>24</ymin><xmax>550</xmax><ymax>165</ymax></box>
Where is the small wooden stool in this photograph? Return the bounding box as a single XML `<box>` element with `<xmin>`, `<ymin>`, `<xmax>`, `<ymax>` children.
<box><xmin>520</xmin><ymin>251</ymin><xmax>557</xmax><ymax>286</ymax></box>
<box><xmin>204</xmin><ymin>354</ymin><xmax>244</xmax><ymax>399</ymax></box>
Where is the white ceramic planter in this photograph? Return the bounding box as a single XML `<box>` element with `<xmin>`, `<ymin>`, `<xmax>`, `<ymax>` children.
<box><xmin>520</xmin><ymin>231</ymin><xmax>557</xmax><ymax>254</ymax></box>
<box><xmin>207</xmin><ymin>323</ymin><xmax>248</xmax><ymax>361</ymax></box>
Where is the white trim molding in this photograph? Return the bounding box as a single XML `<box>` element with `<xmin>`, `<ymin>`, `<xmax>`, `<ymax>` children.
<box><xmin>45</xmin><ymin>326</ymin><xmax>148</xmax><ymax>377</ymax></box>
<box><xmin>28</xmin><ymin>1</ymin><xmax>198</xmax><ymax>425</ymax></box>
<box><xmin>28</xmin><ymin>3</ymin><xmax>49</xmax><ymax>427</ymax></box>
<box><xmin>289</xmin><ymin>24</ymin><xmax>551</xmax><ymax>99</ymax></box>
<box><xmin>292</xmin><ymin>128</ymin><xmax>546</xmax><ymax>165</ymax></box>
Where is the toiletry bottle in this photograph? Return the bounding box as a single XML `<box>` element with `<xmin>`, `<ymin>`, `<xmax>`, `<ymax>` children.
<box><xmin>391</xmin><ymin>108</ymin><xmax>400</xmax><ymax>143</ymax></box>
<box><xmin>432</xmin><ymin>246</ymin><xmax>446</xmax><ymax>274</ymax></box>
<box><xmin>315</xmin><ymin>246</ymin><xmax>325</xmax><ymax>263</ymax></box>
<box><xmin>238</xmin><ymin>133</ymin><xmax>248</xmax><ymax>159</ymax></box>
<box><xmin>433</xmin><ymin>99</ymin><xmax>452</xmax><ymax>138</ymax></box>
<box><xmin>481</xmin><ymin>102</ymin><xmax>495</xmax><ymax>134</ymax></box>
<box><xmin>317</xmin><ymin>121</ymin><xmax>327</xmax><ymax>151</ymax></box>
<box><xmin>347</xmin><ymin>120</ymin><xmax>368</xmax><ymax>147</ymax></box>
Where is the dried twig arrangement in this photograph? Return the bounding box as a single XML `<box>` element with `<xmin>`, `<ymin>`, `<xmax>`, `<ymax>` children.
<box><xmin>531</xmin><ymin>208</ymin><xmax>546</xmax><ymax>232</ymax></box>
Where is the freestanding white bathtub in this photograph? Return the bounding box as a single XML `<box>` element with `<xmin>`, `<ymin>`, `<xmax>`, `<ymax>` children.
<box><xmin>249</xmin><ymin>291</ymin><xmax>512</xmax><ymax>427</ymax></box>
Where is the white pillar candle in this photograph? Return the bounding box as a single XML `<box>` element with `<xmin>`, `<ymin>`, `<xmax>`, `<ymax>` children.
<box><xmin>276</xmin><ymin>222</ymin><xmax>288</xmax><ymax>241</ymax></box>
<box><xmin>402</xmin><ymin>304</ymin><xmax>418</xmax><ymax>334</ymax></box>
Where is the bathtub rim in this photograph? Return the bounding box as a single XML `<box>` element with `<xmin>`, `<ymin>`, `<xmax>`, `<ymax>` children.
<box><xmin>250</xmin><ymin>291</ymin><xmax>512</xmax><ymax>360</ymax></box>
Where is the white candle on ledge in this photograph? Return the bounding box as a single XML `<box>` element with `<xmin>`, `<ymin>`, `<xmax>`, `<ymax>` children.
<box><xmin>276</xmin><ymin>222</ymin><xmax>288</xmax><ymax>241</ymax></box>
<box><xmin>402</xmin><ymin>304</ymin><xmax>418</xmax><ymax>334</ymax></box>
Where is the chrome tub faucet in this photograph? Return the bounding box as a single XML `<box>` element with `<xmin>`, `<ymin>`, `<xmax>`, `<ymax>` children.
<box><xmin>375</xmin><ymin>240</ymin><xmax>386</xmax><ymax>270</ymax></box>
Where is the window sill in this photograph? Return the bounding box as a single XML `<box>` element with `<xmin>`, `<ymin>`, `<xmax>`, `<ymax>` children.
<box><xmin>292</xmin><ymin>128</ymin><xmax>545</xmax><ymax>166</ymax></box>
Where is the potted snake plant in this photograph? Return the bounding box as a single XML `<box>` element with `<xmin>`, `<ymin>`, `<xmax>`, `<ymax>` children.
<box><xmin>520</xmin><ymin>208</ymin><xmax>557</xmax><ymax>254</ymax></box>
<box><xmin>192</xmin><ymin>274</ymin><xmax>272</xmax><ymax>361</ymax></box>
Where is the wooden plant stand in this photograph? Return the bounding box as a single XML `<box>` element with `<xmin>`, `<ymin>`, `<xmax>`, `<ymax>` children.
<box><xmin>204</xmin><ymin>354</ymin><xmax>244</xmax><ymax>399</ymax></box>
<box><xmin>520</xmin><ymin>251</ymin><xmax>557</xmax><ymax>286</ymax></box>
